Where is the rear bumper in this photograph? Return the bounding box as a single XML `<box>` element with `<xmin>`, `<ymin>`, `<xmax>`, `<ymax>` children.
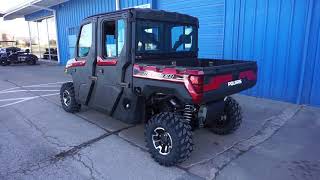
<box><xmin>202</xmin><ymin>78</ymin><xmax>256</xmax><ymax>104</ymax></box>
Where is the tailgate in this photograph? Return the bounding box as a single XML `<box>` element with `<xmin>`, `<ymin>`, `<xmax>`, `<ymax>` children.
<box><xmin>201</xmin><ymin>61</ymin><xmax>257</xmax><ymax>103</ymax></box>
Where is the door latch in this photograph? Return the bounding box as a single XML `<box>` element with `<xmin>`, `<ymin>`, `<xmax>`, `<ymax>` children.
<box><xmin>119</xmin><ymin>82</ymin><xmax>130</xmax><ymax>88</ymax></box>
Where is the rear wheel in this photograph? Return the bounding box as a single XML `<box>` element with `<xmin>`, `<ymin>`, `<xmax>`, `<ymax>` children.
<box><xmin>145</xmin><ymin>112</ymin><xmax>193</xmax><ymax>166</ymax></box>
<box><xmin>60</xmin><ymin>82</ymin><xmax>81</xmax><ymax>113</ymax></box>
<box><xmin>209</xmin><ymin>97</ymin><xmax>242</xmax><ymax>135</ymax></box>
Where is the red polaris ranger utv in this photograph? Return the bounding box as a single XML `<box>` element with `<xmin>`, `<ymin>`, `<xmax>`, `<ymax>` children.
<box><xmin>61</xmin><ymin>8</ymin><xmax>257</xmax><ymax>166</ymax></box>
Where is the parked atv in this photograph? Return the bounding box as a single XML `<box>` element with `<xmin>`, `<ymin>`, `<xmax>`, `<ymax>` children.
<box><xmin>43</xmin><ymin>48</ymin><xmax>58</xmax><ymax>61</ymax></box>
<box><xmin>0</xmin><ymin>48</ymin><xmax>38</xmax><ymax>66</ymax></box>
<box><xmin>61</xmin><ymin>8</ymin><xmax>257</xmax><ymax>166</ymax></box>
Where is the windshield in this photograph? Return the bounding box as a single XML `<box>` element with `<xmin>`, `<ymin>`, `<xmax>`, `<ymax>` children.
<box><xmin>136</xmin><ymin>20</ymin><xmax>197</xmax><ymax>55</ymax></box>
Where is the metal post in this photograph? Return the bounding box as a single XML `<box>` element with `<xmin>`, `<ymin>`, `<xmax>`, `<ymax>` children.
<box><xmin>36</xmin><ymin>21</ymin><xmax>41</xmax><ymax>59</ymax></box>
<box><xmin>115</xmin><ymin>0</ymin><xmax>120</xmax><ymax>10</ymax></box>
<box><xmin>53</xmin><ymin>11</ymin><xmax>60</xmax><ymax>63</ymax></box>
<box><xmin>27</xmin><ymin>21</ymin><xmax>33</xmax><ymax>53</ymax></box>
<box><xmin>297</xmin><ymin>0</ymin><xmax>314</xmax><ymax>104</ymax></box>
<box><xmin>46</xmin><ymin>18</ymin><xmax>51</xmax><ymax>61</ymax></box>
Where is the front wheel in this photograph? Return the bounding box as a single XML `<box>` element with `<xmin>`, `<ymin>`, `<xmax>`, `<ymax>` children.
<box><xmin>1</xmin><ymin>59</ymin><xmax>9</xmax><ymax>66</ymax></box>
<box><xmin>60</xmin><ymin>82</ymin><xmax>81</xmax><ymax>113</ymax></box>
<box><xmin>27</xmin><ymin>59</ymin><xmax>36</xmax><ymax>65</ymax></box>
<box><xmin>145</xmin><ymin>112</ymin><xmax>193</xmax><ymax>166</ymax></box>
<box><xmin>208</xmin><ymin>97</ymin><xmax>242</xmax><ymax>135</ymax></box>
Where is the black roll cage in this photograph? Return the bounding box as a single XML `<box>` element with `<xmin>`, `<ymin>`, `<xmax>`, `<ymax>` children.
<box><xmin>83</xmin><ymin>8</ymin><xmax>199</xmax><ymax>61</ymax></box>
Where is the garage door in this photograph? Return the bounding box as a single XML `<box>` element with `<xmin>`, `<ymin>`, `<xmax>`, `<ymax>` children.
<box><xmin>157</xmin><ymin>0</ymin><xmax>225</xmax><ymax>58</ymax></box>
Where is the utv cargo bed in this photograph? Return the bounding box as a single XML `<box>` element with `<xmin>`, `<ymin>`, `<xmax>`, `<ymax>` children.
<box><xmin>134</xmin><ymin>58</ymin><xmax>257</xmax><ymax>104</ymax></box>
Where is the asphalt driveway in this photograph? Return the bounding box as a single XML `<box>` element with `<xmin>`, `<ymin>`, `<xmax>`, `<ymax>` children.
<box><xmin>0</xmin><ymin>62</ymin><xmax>319</xmax><ymax>180</ymax></box>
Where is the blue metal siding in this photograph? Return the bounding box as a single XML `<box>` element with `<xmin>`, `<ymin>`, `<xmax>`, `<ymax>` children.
<box><xmin>300</xmin><ymin>0</ymin><xmax>320</xmax><ymax>106</ymax></box>
<box><xmin>120</xmin><ymin>0</ymin><xmax>153</xmax><ymax>8</ymax></box>
<box><xmin>157</xmin><ymin>0</ymin><xmax>225</xmax><ymax>59</ymax></box>
<box><xmin>223</xmin><ymin>0</ymin><xmax>318</xmax><ymax>106</ymax></box>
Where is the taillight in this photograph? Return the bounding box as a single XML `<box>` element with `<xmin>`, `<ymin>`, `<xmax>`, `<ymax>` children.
<box><xmin>189</xmin><ymin>75</ymin><xmax>204</xmax><ymax>94</ymax></box>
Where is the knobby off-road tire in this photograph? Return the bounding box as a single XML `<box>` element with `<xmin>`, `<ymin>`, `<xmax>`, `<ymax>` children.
<box><xmin>209</xmin><ymin>97</ymin><xmax>242</xmax><ymax>135</ymax></box>
<box><xmin>60</xmin><ymin>82</ymin><xmax>81</xmax><ymax>113</ymax></box>
<box><xmin>145</xmin><ymin>112</ymin><xmax>193</xmax><ymax>166</ymax></box>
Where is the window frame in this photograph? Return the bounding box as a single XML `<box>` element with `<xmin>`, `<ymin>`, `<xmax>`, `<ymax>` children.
<box><xmin>76</xmin><ymin>22</ymin><xmax>93</xmax><ymax>58</ymax></box>
<box><xmin>101</xmin><ymin>19</ymin><xmax>126</xmax><ymax>59</ymax></box>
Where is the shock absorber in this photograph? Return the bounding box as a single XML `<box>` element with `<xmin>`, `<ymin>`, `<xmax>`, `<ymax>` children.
<box><xmin>183</xmin><ymin>105</ymin><xmax>197</xmax><ymax>124</ymax></box>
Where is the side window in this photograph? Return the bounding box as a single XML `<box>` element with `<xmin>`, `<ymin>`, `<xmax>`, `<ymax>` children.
<box><xmin>103</xmin><ymin>19</ymin><xmax>125</xmax><ymax>58</ymax></box>
<box><xmin>138</xmin><ymin>27</ymin><xmax>160</xmax><ymax>51</ymax></box>
<box><xmin>171</xmin><ymin>26</ymin><xmax>194</xmax><ymax>52</ymax></box>
<box><xmin>78</xmin><ymin>23</ymin><xmax>92</xmax><ymax>57</ymax></box>
<box><xmin>136</xmin><ymin>22</ymin><xmax>162</xmax><ymax>53</ymax></box>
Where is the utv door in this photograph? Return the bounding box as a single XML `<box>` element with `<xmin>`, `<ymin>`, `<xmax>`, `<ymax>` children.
<box><xmin>72</xmin><ymin>19</ymin><xmax>97</xmax><ymax>105</ymax></box>
<box><xmin>89</xmin><ymin>17</ymin><xmax>127</xmax><ymax>114</ymax></box>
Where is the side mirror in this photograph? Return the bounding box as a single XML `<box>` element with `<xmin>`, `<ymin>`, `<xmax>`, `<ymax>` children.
<box><xmin>179</xmin><ymin>34</ymin><xmax>192</xmax><ymax>44</ymax></box>
<box><xmin>173</xmin><ymin>34</ymin><xmax>192</xmax><ymax>50</ymax></box>
<box><xmin>25</xmin><ymin>49</ymin><xmax>30</xmax><ymax>53</ymax></box>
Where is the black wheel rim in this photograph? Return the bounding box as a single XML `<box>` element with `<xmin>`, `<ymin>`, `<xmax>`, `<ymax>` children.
<box><xmin>152</xmin><ymin>127</ymin><xmax>173</xmax><ymax>155</ymax></box>
<box><xmin>62</xmin><ymin>90</ymin><xmax>71</xmax><ymax>107</ymax></box>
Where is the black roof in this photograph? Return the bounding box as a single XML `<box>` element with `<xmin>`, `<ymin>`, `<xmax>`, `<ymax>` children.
<box><xmin>85</xmin><ymin>8</ymin><xmax>198</xmax><ymax>25</ymax></box>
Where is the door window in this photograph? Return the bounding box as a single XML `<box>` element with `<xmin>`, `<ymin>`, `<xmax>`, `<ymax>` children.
<box><xmin>78</xmin><ymin>23</ymin><xmax>92</xmax><ymax>58</ymax></box>
<box><xmin>117</xmin><ymin>20</ymin><xmax>125</xmax><ymax>55</ymax></box>
<box><xmin>103</xmin><ymin>19</ymin><xmax>126</xmax><ymax>58</ymax></box>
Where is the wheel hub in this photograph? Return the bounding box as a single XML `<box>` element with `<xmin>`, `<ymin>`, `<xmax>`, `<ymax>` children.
<box><xmin>62</xmin><ymin>90</ymin><xmax>71</xmax><ymax>107</ymax></box>
<box><xmin>216</xmin><ymin>114</ymin><xmax>229</xmax><ymax>127</ymax></box>
<box><xmin>152</xmin><ymin>127</ymin><xmax>172</xmax><ymax>155</ymax></box>
<box><xmin>220</xmin><ymin>115</ymin><xmax>227</xmax><ymax>121</ymax></box>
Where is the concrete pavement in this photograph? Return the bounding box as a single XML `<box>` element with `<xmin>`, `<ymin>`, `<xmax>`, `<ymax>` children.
<box><xmin>0</xmin><ymin>62</ymin><xmax>319</xmax><ymax>180</ymax></box>
<box><xmin>216</xmin><ymin>106</ymin><xmax>320</xmax><ymax>180</ymax></box>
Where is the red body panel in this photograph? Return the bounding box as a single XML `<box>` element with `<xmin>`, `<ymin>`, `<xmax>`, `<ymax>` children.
<box><xmin>203</xmin><ymin>74</ymin><xmax>233</xmax><ymax>92</ymax></box>
<box><xmin>133</xmin><ymin>64</ymin><xmax>257</xmax><ymax>104</ymax></box>
<box><xmin>97</xmin><ymin>56</ymin><xmax>118</xmax><ymax>66</ymax></box>
<box><xmin>68</xmin><ymin>59</ymin><xmax>86</xmax><ymax>68</ymax></box>
<box><xmin>239</xmin><ymin>70</ymin><xmax>257</xmax><ymax>81</ymax></box>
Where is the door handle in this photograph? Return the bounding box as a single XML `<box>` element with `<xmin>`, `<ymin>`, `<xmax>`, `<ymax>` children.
<box><xmin>89</xmin><ymin>76</ymin><xmax>98</xmax><ymax>81</ymax></box>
